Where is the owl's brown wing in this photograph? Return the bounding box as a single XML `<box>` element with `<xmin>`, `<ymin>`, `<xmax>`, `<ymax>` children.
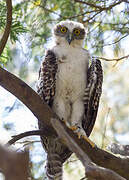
<box><xmin>37</xmin><ymin>50</ymin><xmax>58</xmax><ymax>107</ymax></box>
<box><xmin>82</xmin><ymin>59</ymin><xmax>103</xmax><ymax>137</ymax></box>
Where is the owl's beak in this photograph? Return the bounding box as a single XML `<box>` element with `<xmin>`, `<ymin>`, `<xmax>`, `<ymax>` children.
<box><xmin>66</xmin><ymin>33</ymin><xmax>73</xmax><ymax>45</ymax></box>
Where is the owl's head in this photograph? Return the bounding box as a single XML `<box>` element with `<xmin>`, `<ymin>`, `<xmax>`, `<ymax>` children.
<box><xmin>53</xmin><ymin>20</ymin><xmax>86</xmax><ymax>47</ymax></box>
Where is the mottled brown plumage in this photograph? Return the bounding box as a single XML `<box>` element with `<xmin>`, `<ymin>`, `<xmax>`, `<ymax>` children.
<box><xmin>83</xmin><ymin>59</ymin><xmax>103</xmax><ymax>136</ymax></box>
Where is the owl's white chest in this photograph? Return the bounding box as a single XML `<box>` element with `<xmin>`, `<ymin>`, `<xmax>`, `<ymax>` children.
<box><xmin>52</xmin><ymin>45</ymin><xmax>89</xmax><ymax>102</ymax></box>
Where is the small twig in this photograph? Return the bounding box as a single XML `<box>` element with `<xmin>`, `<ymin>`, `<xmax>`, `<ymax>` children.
<box><xmin>32</xmin><ymin>1</ymin><xmax>64</xmax><ymax>19</ymax></box>
<box><xmin>74</xmin><ymin>0</ymin><xmax>126</xmax><ymax>11</ymax></box>
<box><xmin>16</xmin><ymin>140</ymin><xmax>40</xmax><ymax>145</ymax></box>
<box><xmin>83</xmin><ymin>11</ymin><xmax>101</xmax><ymax>23</ymax></box>
<box><xmin>6</xmin><ymin>130</ymin><xmax>46</xmax><ymax>146</ymax></box>
<box><xmin>102</xmin><ymin>34</ymin><xmax>129</xmax><ymax>47</ymax></box>
<box><xmin>15</xmin><ymin>140</ymin><xmax>41</xmax><ymax>152</ymax></box>
<box><xmin>92</xmin><ymin>34</ymin><xmax>129</xmax><ymax>48</ymax></box>
<box><xmin>93</xmin><ymin>54</ymin><xmax>129</xmax><ymax>62</ymax></box>
<box><xmin>80</xmin><ymin>177</ymin><xmax>86</xmax><ymax>180</ymax></box>
<box><xmin>67</xmin><ymin>10</ymin><xmax>99</xmax><ymax>20</ymax></box>
<box><xmin>74</xmin><ymin>0</ymin><xmax>105</xmax><ymax>9</ymax></box>
<box><xmin>0</xmin><ymin>0</ymin><xmax>12</xmax><ymax>56</ymax></box>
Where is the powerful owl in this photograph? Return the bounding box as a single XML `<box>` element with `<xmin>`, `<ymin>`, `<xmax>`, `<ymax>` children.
<box><xmin>37</xmin><ymin>20</ymin><xmax>103</xmax><ymax>180</ymax></box>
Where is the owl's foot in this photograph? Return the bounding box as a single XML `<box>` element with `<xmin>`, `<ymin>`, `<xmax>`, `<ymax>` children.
<box><xmin>62</xmin><ymin>121</ymin><xmax>95</xmax><ymax>148</ymax></box>
<box><xmin>69</xmin><ymin>125</ymin><xmax>78</xmax><ymax>131</ymax></box>
<box><xmin>72</xmin><ymin>126</ymin><xmax>95</xmax><ymax>148</ymax></box>
<box><xmin>64</xmin><ymin>122</ymin><xmax>78</xmax><ymax>131</ymax></box>
<box><xmin>61</xmin><ymin>118</ymin><xmax>75</xmax><ymax>130</ymax></box>
<box><xmin>82</xmin><ymin>135</ymin><xmax>95</xmax><ymax>148</ymax></box>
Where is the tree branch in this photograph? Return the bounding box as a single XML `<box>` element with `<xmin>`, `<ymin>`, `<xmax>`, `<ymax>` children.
<box><xmin>51</xmin><ymin>118</ymin><xmax>125</xmax><ymax>180</ymax></box>
<box><xmin>0</xmin><ymin>0</ymin><xmax>12</xmax><ymax>56</ymax></box>
<box><xmin>6</xmin><ymin>130</ymin><xmax>46</xmax><ymax>146</ymax></box>
<box><xmin>51</xmin><ymin>118</ymin><xmax>129</xmax><ymax>179</ymax></box>
<box><xmin>74</xmin><ymin>0</ymin><xmax>128</xmax><ymax>24</ymax></box>
<box><xmin>74</xmin><ymin>0</ymin><xmax>127</xmax><ymax>11</ymax></box>
<box><xmin>93</xmin><ymin>54</ymin><xmax>129</xmax><ymax>62</ymax></box>
<box><xmin>83</xmin><ymin>11</ymin><xmax>101</xmax><ymax>23</ymax></box>
<box><xmin>108</xmin><ymin>143</ymin><xmax>129</xmax><ymax>156</ymax></box>
<box><xmin>0</xmin><ymin>66</ymin><xmax>57</xmax><ymax>135</ymax></box>
<box><xmin>96</xmin><ymin>34</ymin><xmax>129</xmax><ymax>48</ymax></box>
<box><xmin>0</xmin><ymin>0</ymin><xmax>56</xmax><ymax>136</ymax></box>
<box><xmin>86</xmin><ymin>165</ymin><xmax>126</xmax><ymax>180</ymax></box>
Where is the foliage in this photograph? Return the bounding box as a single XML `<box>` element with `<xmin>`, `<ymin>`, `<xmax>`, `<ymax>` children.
<box><xmin>12</xmin><ymin>0</ymin><xmax>129</xmax><ymax>57</ymax></box>
<box><xmin>0</xmin><ymin>0</ymin><xmax>27</xmax><ymax>66</ymax></box>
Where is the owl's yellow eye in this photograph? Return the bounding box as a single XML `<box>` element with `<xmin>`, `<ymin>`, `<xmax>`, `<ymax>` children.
<box><xmin>74</xmin><ymin>29</ymin><xmax>80</xmax><ymax>36</ymax></box>
<box><xmin>60</xmin><ymin>26</ymin><xmax>67</xmax><ymax>33</ymax></box>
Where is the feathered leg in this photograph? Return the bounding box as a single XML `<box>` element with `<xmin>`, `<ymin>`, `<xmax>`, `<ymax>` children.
<box><xmin>67</xmin><ymin>99</ymin><xmax>95</xmax><ymax>148</ymax></box>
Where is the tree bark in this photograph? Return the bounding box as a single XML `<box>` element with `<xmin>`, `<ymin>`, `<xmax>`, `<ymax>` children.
<box><xmin>0</xmin><ymin>66</ymin><xmax>56</xmax><ymax>135</ymax></box>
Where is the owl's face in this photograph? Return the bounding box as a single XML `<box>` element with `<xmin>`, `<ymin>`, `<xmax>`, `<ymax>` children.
<box><xmin>53</xmin><ymin>20</ymin><xmax>86</xmax><ymax>46</ymax></box>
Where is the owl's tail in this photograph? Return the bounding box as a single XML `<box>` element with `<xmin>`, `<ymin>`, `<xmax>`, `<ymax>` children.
<box><xmin>46</xmin><ymin>152</ymin><xmax>63</xmax><ymax>180</ymax></box>
<box><xmin>39</xmin><ymin>133</ymin><xmax>71</xmax><ymax>180</ymax></box>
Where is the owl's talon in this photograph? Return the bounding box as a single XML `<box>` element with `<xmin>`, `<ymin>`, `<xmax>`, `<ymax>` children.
<box><xmin>63</xmin><ymin>121</ymin><xmax>78</xmax><ymax>131</ymax></box>
<box><xmin>63</xmin><ymin>120</ymin><xmax>71</xmax><ymax>128</ymax></box>
<box><xmin>69</xmin><ymin>125</ymin><xmax>78</xmax><ymax>131</ymax></box>
<box><xmin>70</xmin><ymin>125</ymin><xmax>95</xmax><ymax>148</ymax></box>
<box><xmin>82</xmin><ymin>135</ymin><xmax>95</xmax><ymax>148</ymax></box>
<box><xmin>77</xmin><ymin>132</ymin><xmax>81</xmax><ymax>139</ymax></box>
<box><xmin>64</xmin><ymin>122</ymin><xmax>95</xmax><ymax>147</ymax></box>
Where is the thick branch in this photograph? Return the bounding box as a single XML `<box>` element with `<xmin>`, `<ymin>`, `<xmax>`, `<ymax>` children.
<box><xmin>0</xmin><ymin>0</ymin><xmax>56</xmax><ymax>137</ymax></box>
<box><xmin>51</xmin><ymin>118</ymin><xmax>129</xmax><ymax>179</ymax></box>
<box><xmin>0</xmin><ymin>67</ymin><xmax>56</xmax><ymax>135</ymax></box>
<box><xmin>52</xmin><ymin>118</ymin><xmax>125</xmax><ymax>180</ymax></box>
<box><xmin>52</xmin><ymin>117</ymin><xmax>92</xmax><ymax>167</ymax></box>
<box><xmin>0</xmin><ymin>0</ymin><xmax>12</xmax><ymax>56</ymax></box>
<box><xmin>86</xmin><ymin>165</ymin><xmax>126</xmax><ymax>180</ymax></box>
